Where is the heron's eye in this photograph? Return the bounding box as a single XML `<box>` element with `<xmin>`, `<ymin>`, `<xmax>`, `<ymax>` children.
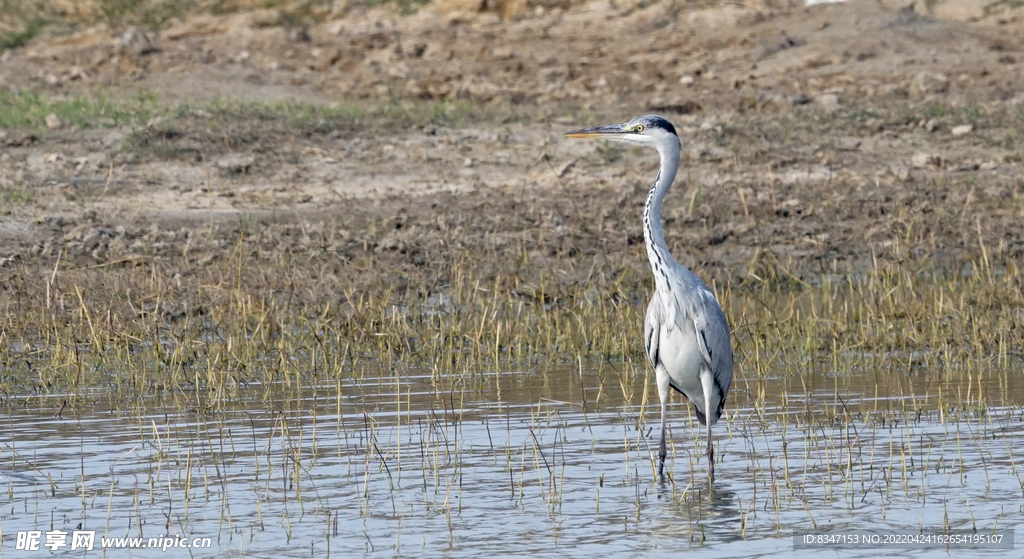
<box><xmin>636</xmin><ymin>124</ymin><xmax>645</xmax><ymax>133</ymax></box>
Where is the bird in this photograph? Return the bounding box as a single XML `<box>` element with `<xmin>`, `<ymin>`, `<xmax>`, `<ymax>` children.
<box><xmin>566</xmin><ymin>115</ymin><xmax>733</xmax><ymax>483</ymax></box>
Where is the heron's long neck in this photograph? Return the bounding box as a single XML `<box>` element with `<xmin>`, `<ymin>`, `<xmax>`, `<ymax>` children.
<box><xmin>643</xmin><ymin>142</ymin><xmax>681</xmax><ymax>293</ymax></box>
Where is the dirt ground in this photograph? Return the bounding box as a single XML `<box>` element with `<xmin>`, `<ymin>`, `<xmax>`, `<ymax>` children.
<box><xmin>1</xmin><ymin>0</ymin><xmax>1023</xmax><ymax>287</ymax></box>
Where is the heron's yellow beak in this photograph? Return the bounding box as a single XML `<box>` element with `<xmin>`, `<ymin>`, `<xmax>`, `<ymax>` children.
<box><xmin>565</xmin><ymin>124</ymin><xmax>630</xmax><ymax>138</ymax></box>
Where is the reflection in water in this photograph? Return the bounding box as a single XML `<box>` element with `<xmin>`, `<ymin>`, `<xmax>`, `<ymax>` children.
<box><xmin>1</xmin><ymin>362</ymin><xmax>1022</xmax><ymax>558</ymax></box>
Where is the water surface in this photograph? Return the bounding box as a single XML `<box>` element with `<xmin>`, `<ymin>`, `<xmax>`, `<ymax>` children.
<box><xmin>3</xmin><ymin>363</ymin><xmax>1022</xmax><ymax>557</ymax></box>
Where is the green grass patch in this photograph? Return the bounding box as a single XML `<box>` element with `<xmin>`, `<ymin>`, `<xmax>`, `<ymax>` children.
<box><xmin>345</xmin><ymin>0</ymin><xmax>429</xmax><ymax>15</ymax></box>
<box><xmin>99</xmin><ymin>0</ymin><xmax>190</xmax><ymax>30</ymax></box>
<box><xmin>125</xmin><ymin>96</ymin><xmax>522</xmax><ymax>164</ymax></box>
<box><xmin>0</xmin><ymin>89</ymin><xmax>161</xmax><ymax>130</ymax></box>
<box><xmin>201</xmin><ymin>96</ymin><xmax>510</xmax><ymax>132</ymax></box>
<box><xmin>0</xmin><ymin>184</ymin><xmax>35</xmax><ymax>206</ymax></box>
<box><xmin>0</xmin><ymin>17</ymin><xmax>43</xmax><ymax>52</ymax></box>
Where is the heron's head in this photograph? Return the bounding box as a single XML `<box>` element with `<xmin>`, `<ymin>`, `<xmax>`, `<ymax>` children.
<box><xmin>565</xmin><ymin>115</ymin><xmax>679</xmax><ymax>151</ymax></box>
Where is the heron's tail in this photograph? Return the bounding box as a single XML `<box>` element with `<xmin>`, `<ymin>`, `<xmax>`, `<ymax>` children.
<box><xmin>693</xmin><ymin>405</ymin><xmax>707</xmax><ymax>427</ymax></box>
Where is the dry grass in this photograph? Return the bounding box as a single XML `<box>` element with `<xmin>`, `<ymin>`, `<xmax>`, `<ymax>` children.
<box><xmin>1</xmin><ymin>217</ymin><xmax>1020</xmax><ymax>411</ymax></box>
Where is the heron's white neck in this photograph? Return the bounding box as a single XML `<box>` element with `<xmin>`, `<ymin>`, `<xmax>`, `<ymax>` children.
<box><xmin>642</xmin><ymin>138</ymin><xmax>682</xmax><ymax>294</ymax></box>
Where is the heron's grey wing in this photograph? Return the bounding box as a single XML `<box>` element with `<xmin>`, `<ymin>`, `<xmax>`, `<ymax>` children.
<box><xmin>690</xmin><ymin>292</ymin><xmax>734</xmax><ymax>403</ymax></box>
<box><xmin>643</xmin><ymin>293</ymin><xmax>665</xmax><ymax>368</ymax></box>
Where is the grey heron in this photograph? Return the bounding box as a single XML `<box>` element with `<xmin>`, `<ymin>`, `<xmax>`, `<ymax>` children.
<box><xmin>566</xmin><ymin>115</ymin><xmax>733</xmax><ymax>483</ymax></box>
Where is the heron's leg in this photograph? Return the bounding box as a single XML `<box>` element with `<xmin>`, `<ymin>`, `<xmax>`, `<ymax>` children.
<box><xmin>707</xmin><ymin>422</ymin><xmax>715</xmax><ymax>485</ymax></box>
<box><xmin>700</xmin><ymin>369</ymin><xmax>716</xmax><ymax>485</ymax></box>
<box><xmin>656</xmin><ymin>366</ymin><xmax>670</xmax><ymax>480</ymax></box>
<box><xmin>658</xmin><ymin>399</ymin><xmax>668</xmax><ymax>479</ymax></box>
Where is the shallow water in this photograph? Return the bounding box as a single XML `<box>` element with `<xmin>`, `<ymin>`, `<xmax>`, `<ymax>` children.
<box><xmin>2</xmin><ymin>362</ymin><xmax>1022</xmax><ymax>558</ymax></box>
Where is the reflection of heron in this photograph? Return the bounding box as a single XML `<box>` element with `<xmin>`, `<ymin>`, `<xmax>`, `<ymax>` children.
<box><xmin>566</xmin><ymin>115</ymin><xmax>733</xmax><ymax>483</ymax></box>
